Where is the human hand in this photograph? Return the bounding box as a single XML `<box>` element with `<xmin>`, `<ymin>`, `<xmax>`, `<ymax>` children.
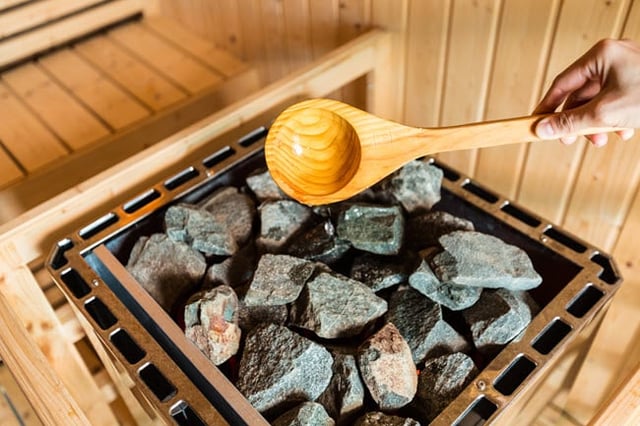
<box><xmin>534</xmin><ymin>38</ymin><xmax>640</xmax><ymax>146</ymax></box>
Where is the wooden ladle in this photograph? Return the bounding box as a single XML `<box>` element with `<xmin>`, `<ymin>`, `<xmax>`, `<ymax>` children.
<box><xmin>264</xmin><ymin>98</ymin><xmax>619</xmax><ymax>205</ymax></box>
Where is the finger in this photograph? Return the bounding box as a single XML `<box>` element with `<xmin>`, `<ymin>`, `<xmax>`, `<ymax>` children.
<box><xmin>560</xmin><ymin>135</ymin><xmax>578</xmax><ymax>145</ymax></box>
<box><xmin>534</xmin><ymin>100</ymin><xmax>601</xmax><ymax>140</ymax></box>
<box><xmin>586</xmin><ymin>133</ymin><xmax>609</xmax><ymax>147</ymax></box>
<box><xmin>563</xmin><ymin>79</ymin><xmax>601</xmax><ymax>110</ymax></box>
<box><xmin>616</xmin><ymin>128</ymin><xmax>635</xmax><ymax>140</ymax></box>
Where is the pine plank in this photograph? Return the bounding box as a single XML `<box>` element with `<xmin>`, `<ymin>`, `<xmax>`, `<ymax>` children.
<box><xmin>208</xmin><ymin>0</ymin><xmax>244</xmax><ymax>60</ymax></box>
<box><xmin>0</xmin><ymin>0</ymin><xmax>31</xmax><ymax>12</ymax></box>
<box><xmin>259</xmin><ymin>0</ymin><xmax>290</xmax><ymax>83</ymax></box>
<box><xmin>0</xmin><ymin>0</ymin><xmax>106</xmax><ymax>40</ymax></box>
<box><xmin>38</xmin><ymin>49</ymin><xmax>150</xmax><ymax>130</ymax></box>
<box><xmin>283</xmin><ymin>0</ymin><xmax>313</xmax><ymax>73</ymax></box>
<box><xmin>2</xmin><ymin>63</ymin><xmax>111</xmax><ymax>149</ymax></box>
<box><xmin>338</xmin><ymin>0</ymin><xmax>372</xmax><ymax>109</ymax></box>
<box><xmin>0</xmin><ymin>146</ymin><xmax>23</xmax><ymax>189</ymax></box>
<box><xmin>236</xmin><ymin>0</ymin><xmax>268</xmax><ymax>84</ymax></box>
<box><xmin>474</xmin><ymin>0</ymin><xmax>560</xmax><ymax>197</ymax></box>
<box><xmin>402</xmin><ymin>0</ymin><xmax>450</xmax><ymax>128</ymax></box>
<box><xmin>0</xmin><ymin>0</ymin><xmax>143</xmax><ymax>69</ymax></box>
<box><xmin>0</xmin><ymin>82</ymin><xmax>67</xmax><ymax>171</ymax></box>
<box><xmin>516</xmin><ymin>0</ymin><xmax>631</xmax><ymax>222</ymax></box>
<box><xmin>309</xmin><ymin>0</ymin><xmax>340</xmax><ymax>59</ymax></box>
<box><xmin>74</xmin><ymin>34</ymin><xmax>186</xmax><ymax>111</ymax></box>
<box><xmin>107</xmin><ymin>22</ymin><xmax>223</xmax><ymax>94</ymax></box>
<box><xmin>436</xmin><ymin>0</ymin><xmax>501</xmax><ymax>176</ymax></box>
<box><xmin>143</xmin><ymin>16</ymin><xmax>248</xmax><ymax>78</ymax></box>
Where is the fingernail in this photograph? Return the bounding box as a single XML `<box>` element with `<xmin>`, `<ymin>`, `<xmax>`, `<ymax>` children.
<box><xmin>536</xmin><ymin>119</ymin><xmax>555</xmax><ymax>139</ymax></box>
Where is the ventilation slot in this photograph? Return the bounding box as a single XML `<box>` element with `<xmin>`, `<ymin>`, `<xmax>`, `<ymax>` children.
<box><xmin>110</xmin><ymin>328</ymin><xmax>146</xmax><ymax>364</ymax></box>
<box><xmin>203</xmin><ymin>146</ymin><xmax>236</xmax><ymax>168</ymax></box>
<box><xmin>454</xmin><ymin>396</ymin><xmax>498</xmax><ymax>426</ymax></box>
<box><xmin>590</xmin><ymin>253</ymin><xmax>618</xmax><ymax>284</ymax></box>
<box><xmin>567</xmin><ymin>285</ymin><xmax>604</xmax><ymax>318</ymax></box>
<box><xmin>238</xmin><ymin>126</ymin><xmax>268</xmax><ymax>147</ymax></box>
<box><xmin>138</xmin><ymin>363</ymin><xmax>177</xmax><ymax>403</ymax></box>
<box><xmin>170</xmin><ymin>401</ymin><xmax>206</xmax><ymax>426</ymax></box>
<box><xmin>435</xmin><ymin>162</ymin><xmax>461</xmax><ymax>182</ymax></box>
<box><xmin>543</xmin><ymin>227</ymin><xmax>587</xmax><ymax>253</ymax></box>
<box><xmin>60</xmin><ymin>268</ymin><xmax>91</xmax><ymax>298</ymax></box>
<box><xmin>50</xmin><ymin>238</ymin><xmax>74</xmax><ymax>270</ymax></box>
<box><xmin>501</xmin><ymin>203</ymin><xmax>541</xmax><ymax>227</ymax></box>
<box><xmin>164</xmin><ymin>167</ymin><xmax>199</xmax><ymax>190</ymax></box>
<box><xmin>462</xmin><ymin>181</ymin><xmax>499</xmax><ymax>203</ymax></box>
<box><xmin>532</xmin><ymin>318</ymin><xmax>572</xmax><ymax>355</ymax></box>
<box><xmin>84</xmin><ymin>297</ymin><xmax>117</xmax><ymax>330</ymax></box>
<box><xmin>123</xmin><ymin>189</ymin><xmax>161</xmax><ymax>214</ymax></box>
<box><xmin>493</xmin><ymin>355</ymin><xmax>536</xmax><ymax>396</ymax></box>
<box><xmin>79</xmin><ymin>212</ymin><xmax>118</xmax><ymax>240</ymax></box>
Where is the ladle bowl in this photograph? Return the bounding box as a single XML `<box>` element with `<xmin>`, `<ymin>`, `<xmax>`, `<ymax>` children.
<box><xmin>265</xmin><ymin>98</ymin><xmax>620</xmax><ymax>205</ymax></box>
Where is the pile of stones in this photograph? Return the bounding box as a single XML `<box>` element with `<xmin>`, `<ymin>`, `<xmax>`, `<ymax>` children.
<box><xmin>125</xmin><ymin>160</ymin><xmax>542</xmax><ymax>425</ymax></box>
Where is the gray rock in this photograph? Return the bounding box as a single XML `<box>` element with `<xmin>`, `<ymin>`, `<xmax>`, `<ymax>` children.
<box><xmin>357</xmin><ymin>323</ymin><xmax>417</xmax><ymax>410</ymax></box>
<box><xmin>406</xmin><ymin>211</ymin><xmax>474</xmax><ymax>250</ymax></box>
<box><xmin>126</xmin><ymin>233</ymin><xmax>206</xmax><ymax>311</ymax></box>
<box><xmin>244</xmin><ymin>254</ymin><xmax>317</xmax><ymax>306</ymax></box>
<box><xmin>379</xmin><ymin>160</ymin><xmax>443</xmax><ymax>213</ymax></box>
<box><xmin>288</xmin><ymin>220</ymin><xmax>351</xmax><ymax>264</ymax></box>
<box><xmin>165</xmin><ymin>204</ymin><xmax>237</xmax><ymax>256</ymax></box>
<box><xmin>184</xmin><ymin>286</ymin><xmax>241</xmax><ymax>365</ymax></box>
<box><xmin>204</xmin><ymin>243</ymin><xmax>257</xmax><ymax>288</ymax></box>
<box><xmin>386</xmin><ymin>287</ymin><xmax>469</xmax><ymax>364</ymax></box>
<box><xmin>317</xmin><ymin>354</ymin><xmax>365</xmax><ymax>421</ymax></box>
<box><xmin>290</xmin><ymin>271</ymin><xmax>388</xmax><ymax>339</ymax></box>
<box><xmin>414</xmin><ymin>352</ymin><xmax>478</xmax><ymax>423</ymax></box>
<box><xmin>237</xmin><ymin>300</ymin><xmax>288</xmax><ymax>332</ymax></box>
<box><xmin>201</xmin><ymin>186</ymin><xmax>256</xmax><ymax>247</ymax></box>
<box><xmin>272</xmin><ymin>402</ymin><xmax>335</xmax><ymax>426</ymax></box>
<box><xmin>350</xmin><ymin>253</ymin><xmax>417</xmax><ymax>292</ymax></box>
<box><xmin>236</xmin><ymin>324</ymin><xmax>333</xmax><ymax>414</ymax></box>
<box><xmin>257</xmin><ymin>200</ymin><xmax>314</xmax><ymax>252</ymax></box>
<box><xmin>432</xmin><ymin>231</ymin><xmax>543</xmax><ymax>291</ymax></box>
<box><xmin>462</xmin><ymin>289</ymin><xmax>538</xmax><ymax>355</ymax></box>
<box><xmin>409</xmin><ymin>259</ymin><xmax>482</xmax><ymax>311</ymax></box>
<box><xmin>336</xmin><ymin>204</ymin><xmax>404</xmax><ymax>255</ymax></box>
<box><xmin>246</xmin><ymin>169</ymin><xmax>288</xmax><ymax>201</ymax></box>
<box><xmin>354</xmin><ymin>412</ymin><xmax>421</xmax><ymax>426</ymax></box>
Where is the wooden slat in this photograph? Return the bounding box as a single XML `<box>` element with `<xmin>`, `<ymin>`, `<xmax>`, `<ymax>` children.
<box><xmin>436</xmin><ymin>0</ymin><xmax>502</xmax><ymax>176</ymax></box>
<box><xmin>74</xmin><ymin>35</ymin><xmax>186</xmax><ymax>111</ymax></box>
<box><xmin>142</xmin><ymin>16</ymin><xmax>248</xmax><ymax>78</ymax></box>
<box><xmin>338</xmin><ymin>0</ymin><xmax>372</xmax><ymax>109</ymax></box>
<box><xmin>516</xmin><ymin>0</ymin><xmax>631</xmax><ymax>222</ymax></box>
<box><xmin>208</xmin><ymin>0</ymin><xmax>244</xmax><ymax>60</ymax></box>
<box><xmin>283</xmin><ymin>0</ymin><xmax>313</xmax><ymax>73</ymax></box>
<box><xmin>107</xmin><ymin>22</ymin><xmax>223</xmax><ymax>94</ymax></box>
<box><xmin>402</xmin><ymin>0</ymin><xmax>449</xmax><ymax>128</ymax></box>
<box><xmin>0</xmin><ymin>83</ymin><xmax>67</xmax><ymax>171</ymax></box>
<box><xmin>474</xmin><ymin>0</ymin><xmax>560</xmax><ymax>198</ymax></box>
<box><xmin>258</xmin><ymin>0</ymin><xmax>289</xmax><ymax>83</ymax></box>
<box><xmin>590</xmin><ymin>360</ymin><xmax>640</xmax><ymax>426</ymax></box>
<box><xmin>0</xmin><ymin>145</ymin><xmax>24</xmax><ymax>188</ymax></box>
<box><xmin>2</xmin><ymin>63</ymin><xmax>111</xmax><ymax>149</ymax></box>
<box><xmin>309</xmin><ymin>0</ymin><xmax>339</xmax><ymax>59</ymax></box>
<box><xmin>0</xmin><ymin>0</ymin><xmax>106</xmax><ymax>40</ymax></box>
<box><xmin>38</xmin><ymin>49</ymin><xmax>150</xmax><ymax>130</ymax></box>
<box><xmin>236</xmin><ymin>0</ymin><xmax>268</xmax><ymax>84</ymax></box>
<box><xmin>0</xmin><ymin>0</ymin><xmax>31</xmax><ymax>12</ymax></box>
<box><xmin>0</xmin><ymin>0</ymin><xmax>143</xmax><ymax>69</ymax></box>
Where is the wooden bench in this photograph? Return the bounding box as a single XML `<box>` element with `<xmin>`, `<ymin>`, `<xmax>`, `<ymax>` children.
<box><xmin>0</xmin><ymin>0</ymin><xmax>259</xmax><ymax>223</ymax></box>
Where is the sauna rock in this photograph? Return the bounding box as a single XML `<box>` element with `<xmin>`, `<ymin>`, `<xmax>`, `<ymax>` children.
<box><xmin>406</xmin><ymin>210</ymin><xmax>475</xmax><ymax>250</ymax></box>
<box><xmin>257</xmin><ymin>200</ymin><xmax>314</xmax><ymax>252</ymax></box>
<box><xmin>379</xmin><ymin>160</ymin><xmax>443</xmax><ymax>214</ymax></box>
<box><xmin>336</xmin><ymin>204</ymin><xmax>404</xmax><ymax>255</ymax></box>
<box><xmin>287</xmin><ymin>220</ymin><xmax>351</xmax><ymax>264</ymax></box>
<box><xmin>317</xmin><ymin>353</ymin><xmax>365</xmax><ymax>421</ymax></box>
<box><xmin>272</xmin><ymin>402</ymin><xmax>335</xmax><ymax>426</ymax></box>
<box><xmin>350</xmin><ymin>252</ymin><xmax>418</xmax><ymax>292</ymax></box>
<box><xmin>201</xmin><ymin>186</ymin><xmax>256</xmax><ymax>247</ymax></box>
<box><xmin>354</xmin><ymin>412</ymin><xmax>421</xmax><ymax>426</ymax></box>
<box><xmin>246</xmin><ymin>169</ymin><xmax>288</xmax><ymax>202</ymax></box>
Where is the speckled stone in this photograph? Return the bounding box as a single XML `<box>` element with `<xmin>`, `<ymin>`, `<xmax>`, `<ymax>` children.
<box><xmin>354</xmin><ymin>412</ymin><xmax>421</xmax><ymax>426</ymax></box>
<box><xmin>246</xmin><ymin>169</ymin><xmax>288</xmax><ymax>202</ymax></box>
<box><xmin>184</xmin><ymin>285</ymin><xmax>241</xmax><ymax>365</ymax></box>
<box><xmin>290</xmin><ymin>271</ymin><xmax>388</xmax><ymax>339</ymax></box>
<box><xmin>462</xmin><ymin>288</ymin><xmax>538</xmax><ymax>355</ymax></box>
<box><xmin>244</xmin><ymin>254</ymin><xmax>317</xmax><ymax>306</ymax></box>
<box><xmin>236</xmin><ymin>324</ymin><xmax>333</xmax><ymax>414</ymax></box>
<box><xmin>405</xmin><ymin>211</ymin><xmax>475</xmax><ymax>250</ymax></box>
<box><xmin>126</xmin><ymin>233</ymin><xmax>206</xmax><ymax>311</ymax></box>
<box><xmin>165</xmin><ymin>203</ymin><xmax>238</xmax><ymax>256</ymax></box>
<box><xmin>379</xmin><ymin>160</ymin><xmax>443</xmax><ymax>214</ymax></box>
<box><xmin>386</xmin><ymin>286</ymin><xmax>469</xmax><ymax>364</ymax></box>
<box><xmin>272</xmin><ymin>402</ymin><xmax>335</xmax><ymax>426</ymax></box>
<box><xmin>201</xmin><ymin>186</ymin><xmax>256</xmax><ymax>248</ymax></box>
<box><xmin>237</xmin><ymin>300</ymin><xmax>288</xmax><ymax>333</ymax></box>
<box><xmin>357</xmin><ymin>323</ymin><xmax>417</xmax><ymax>410</ymax></box>
<box><xmin>414</xmin><ymin>352</ymin><xmax>478</xmax><ymax>423</ymax></box>
<box><xmin>409</xmin><ymin>259</ymin><xmax>482</xmax><ymax>311</ymax></box>
<box><xmin>317</xmin><ymin>353</ymin><xmax>365</xmax><ymax>421</ymax></box>
<box><xmin>204</xmin><ymin>243</ymin><xmax>257</xmax><ymax>288</ymax></box>
<box><xmin>431</xmin><ymin>231</ymin><xmax>542</xmax><ymax>291</ymax></box>
<box><xmin>350</xmin><ymin>252</ymin><xmax>417</xmax><ymax>292</ymax></box>
<box><xmin>336</xmin><ymin>204</ymin><xmax>404</xmax><ymax>255</ymax></box>
<box><xmin>257</xmin><ymin>200</ymin><xmax>314</xmax><ymax>252</ymax></box>
<box><xmin>287</xmin><ymin>220</ymin><xmax>351</xmax><ymax>264</ymax></box>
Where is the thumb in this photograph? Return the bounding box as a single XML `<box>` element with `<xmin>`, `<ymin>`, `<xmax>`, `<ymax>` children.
<box><xmin>534</xmin><ymin>107</ymin><xmax>592</xmax><ymax>140</ymax></box>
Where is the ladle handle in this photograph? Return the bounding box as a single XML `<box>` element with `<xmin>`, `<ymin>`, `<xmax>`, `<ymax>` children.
<box><xmin>420</xmin><ymin>114</ymin><xmax>625</xmax><ymax>154</ymax></box>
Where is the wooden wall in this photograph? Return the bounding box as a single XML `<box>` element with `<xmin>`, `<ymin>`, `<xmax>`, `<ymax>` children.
<box><xmin>157</xmin><ymin>0</ymin><xmax>640</xmax><ymax>422</ymax></box>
